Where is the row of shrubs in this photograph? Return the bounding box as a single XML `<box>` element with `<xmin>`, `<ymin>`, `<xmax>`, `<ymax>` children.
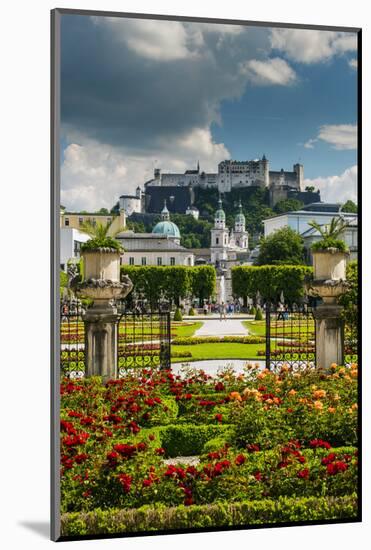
<box><xmin>60</xmin><ymin>494</ymin><xmax>358</xmax><ymax>536</ymax></box>
<box><xmin>172</xmin><ymin>336</ymin><xmax>265</xmax><ymax>345</ymax></box>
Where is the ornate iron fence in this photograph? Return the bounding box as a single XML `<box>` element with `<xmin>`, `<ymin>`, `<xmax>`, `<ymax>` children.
<box><xmin>60</xmin><ymin>299</ymin><xmax>85</xmax><ymax>378</ymax></box>
<box><xmin>344</xmin><ymin>318</ymin><xmax>358</xmax><ymax>366</ymax></box>
<box><xmin>265</xmin><ymin>302</ymin><xmax>316</xmax><ymax>370</ymax></box>
<box><xmin>60</xmin><ymin>300</ymin><xmax>171</xmax><ymax>378</ymax></box>
<box><xmin>117</xmin><ymin>309</ymin><xmax>171</xmax><ymax>375</ymax></box>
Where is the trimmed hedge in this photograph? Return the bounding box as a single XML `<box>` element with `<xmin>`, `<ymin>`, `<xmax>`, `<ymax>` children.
<box><xmin>159</xmin><ymin>424</ymin><xmax>235</xmax><ymax>457</ymax></box>
<box><xmin>120</xmin><ymin>265</ymin><xmax>216</xmax><ymax>308</ymax></box>
<box><xmin>232</xmin><ymin>265</ymin><xmax>313</xmax><ymax>303</ymax></box>
<box><xmin>61</xmin><ymin>495</ymin><xmax>358</xmax><ymax>536</ymax></box>
<box><xmin>174</xmin><ymin>308</ymin><xmax>183</xmax><ymax>322</ymax></box>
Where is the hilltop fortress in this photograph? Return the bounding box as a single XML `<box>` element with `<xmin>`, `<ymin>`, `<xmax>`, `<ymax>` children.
<box><xmin>118</xmin><ymin>156</ymin><xmax>320</xmax><ymax>216</ymax></box>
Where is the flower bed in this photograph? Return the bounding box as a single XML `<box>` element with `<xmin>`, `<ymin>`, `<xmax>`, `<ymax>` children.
<box><xmin>60</xmin><ymin>362</ymin><xmax>358</xmax><ymax>533</ymax></box>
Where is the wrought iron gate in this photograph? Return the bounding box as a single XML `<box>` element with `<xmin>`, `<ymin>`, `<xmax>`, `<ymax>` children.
<box><xmin>60</xmin><ymin>299</ymin><xmax>85</xmax><ymax>378</ymax></box>
<box><xmin>265</xmin><ymin>302</ymin><xmax>316</xmax><ymax>370</ymax></box>
<box><xmin>117</xmin><ymin>309</ymin><xmax>171</xmax><ymax>374</ymax></box>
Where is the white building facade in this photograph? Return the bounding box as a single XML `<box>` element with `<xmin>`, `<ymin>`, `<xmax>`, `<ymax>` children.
<box><xmin>263</xmin><ymin>210</ymin><xmax>358</xmax><ymax>238</ymax></box>
<box><xmin>60</xmin><ymin>228</ymin><xmax>90</xmax><ymax>271</ymax></box>
<box><xmin>117</xmin><ymin>202</ymin><xmax>194</xmax><ymax>267</ymax></box>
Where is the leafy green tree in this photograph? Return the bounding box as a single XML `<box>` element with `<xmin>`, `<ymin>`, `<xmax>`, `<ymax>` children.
<box><xmin>163</xmin><ymin>267</ymin><xmax>191</xmax><ymax>306</ymax></box>
<box><xmin>274</xmin><ymin>199</ymin><xmax>304</xmax><ymax>214</ymax></box>
<box><xmin>256</xmin><ymin>227</ymin><xmax>305</xmax><ymax>265</ymax></box>
<box><xmin>232</xmin><ymin>265</ymin><xmax>313</xmax><ymax>303</ymax></box>
<box><xmin>305</xmin><ymin>186</ymin><xmax>315</xmax><ymax>192</ymax></box>
<box><xmin>342</xmin><ymin>200</ymin><xmax>358</xmax><ymax>213</ymax></box>
<box><xmin>190</xmin><ymin>265</ymin><xmax>216</xmax><ymax>306</ymax></box>
<box><xmin>339</xmin><ymin>260</ymin><xmax>358</xmax><ymax>339</ymax></box>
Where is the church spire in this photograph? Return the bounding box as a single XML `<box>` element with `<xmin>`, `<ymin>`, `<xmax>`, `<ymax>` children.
<box><xmin>161</xmin><ymin>199</ymin><xmax>170</xmax><ymax>221</ymax></box>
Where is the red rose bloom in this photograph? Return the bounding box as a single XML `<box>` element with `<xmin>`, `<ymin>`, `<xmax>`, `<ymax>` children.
<box><xmin>118</xmin><ymin>473</ymin><xmax>132</xmax><ymax>493</ymax></box>
<box><xmin>235</xmin><ymin>454</ymin><xmax>246</xmax><ymax>466</ymax></box>
<box><xmin>326</xmin><ymin>461</ymin><xmax>348</xmax><ymax>475</ymax></box>
<box><xmin>297</xmin><ymin>468</ymin><xmax>310</xmax><ymax>479</ymax></box>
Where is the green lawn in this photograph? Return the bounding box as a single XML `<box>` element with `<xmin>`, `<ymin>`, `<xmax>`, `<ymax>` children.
<box><xmin>171</xmin><ymin>342</ymin><xmax>264</xmax><ymax>363</ymax></box>
<box><xmin>244</xmin><ymin>320</ymin><xmax>314</xmax><ymax>340</ymax></box>
<box><xmin>243</xmin><ymin>320</ymin><xmax>266</xmax><ymax>336</ymax></box>
<box><xmin>172</xmin><ymin>321</ymin><xmax>203</xmax><ymax>338</ymax></box>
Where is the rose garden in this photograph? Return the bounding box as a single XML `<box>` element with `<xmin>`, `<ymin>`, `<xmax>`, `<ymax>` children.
<box><xmin>59</xmin><ymin>222</ymin><xmax>359</xmax><ymax>536</ymax></box>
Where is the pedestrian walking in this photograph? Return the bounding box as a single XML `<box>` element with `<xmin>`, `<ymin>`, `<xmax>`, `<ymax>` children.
<box><xmin>219</xmin><ymin>302</ymin><xmax>227</xmax><ymax>321</ymax></box>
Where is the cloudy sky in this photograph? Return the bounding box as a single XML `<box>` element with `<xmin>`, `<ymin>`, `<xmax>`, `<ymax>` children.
<box><xmin>60</xmin><ymin>15</ymin><xmax>358</xmax><ymax>211</ymax></box>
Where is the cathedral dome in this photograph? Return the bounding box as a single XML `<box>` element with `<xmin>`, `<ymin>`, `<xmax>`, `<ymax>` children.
<box><xmin>152</xmin><ymin>221</ymin><xmax>180</xmax><ymax>238</ymax></box>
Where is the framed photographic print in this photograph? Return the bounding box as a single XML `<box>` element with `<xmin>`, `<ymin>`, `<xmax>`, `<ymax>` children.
<box><xmin>51</xmin><ymin>8</ymin><xmax>361</xmax><ymax>541</ymax></box>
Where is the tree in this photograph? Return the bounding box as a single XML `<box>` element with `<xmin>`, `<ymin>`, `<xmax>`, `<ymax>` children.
<box><xmin>232</xmin><ymin>265</ymin><xmax>313</xmax><ymax>304</ymax></box>
<box><xmin>305</xmin><ymin>186</ymin><xmax>315</xmax><ymax>192</ymax></box>
<box><xmin>342</xmin><ymin>200</ymin><xmax>357</xmax><ymax>213</ymax></box>
<box><xmin>339</xmin><ymin>260</ymin><xmax>358</xmax><ymax>343</ymax></box>
<box><xmin>256</xmin><ymin>227</ymin><xmax>305</xmax><ymax>265</ymax></box>
<box><xmin>97</xmin><ymin>208</ymin><xmax>109</xmax><ymax>214</ymax></box>
<box><xmin>190</xmin><ymin>265</ymin><xmax>216</xmax><ymax>306</ymax></box>
<box><xmin>274</xmin><ymin>199</ymin><xmax>304</xmax><ymax>214</ymax></box>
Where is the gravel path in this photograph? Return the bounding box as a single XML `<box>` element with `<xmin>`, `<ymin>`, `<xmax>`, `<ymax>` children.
<box><xmin>194</xmin><ymin>318</ymin><xmax>249</xmax><ymax>337</ymax></box>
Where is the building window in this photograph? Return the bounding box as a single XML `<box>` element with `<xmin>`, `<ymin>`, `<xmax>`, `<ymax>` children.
<box><xmin>73</xmin><ymin>240</ymin><xmax>82</xmax><ymax>257</ymax></box>
<box><xmin>216</xmin><ymin>237</ymin><xmax>219</xmax><ymax>245</ymax></box>
<box><xmin>141</xmin><ymin>257</ymin><xmax>146</xmax><ymax>266</ymax></box>
<box><xmin>129</xmin><ymin>257</ymin><xmax>135</xmax><ymax>265</ymax></box>
<box><xmin>157</xmin><ymin>257</ymin><xmax>162</xmax><ymax>266</ymax></box>
<box><xmin>107</xmin><ymin>218</ymin><xmax>111</xmax><ymax>224</ymax></box>
<box><xmin>78</xmin><ymin>217</ymin><xmax>83</xmax><ymax>226</ymax></box>
<box><xmin>65</xmin><ymin>218</ymin><xmax>69</xmax><ymax>226</ymax></box>
<box><xmin>170</xmin><ymin>257</ymin><xmax>175</xmax><ymax>266</ymax></box>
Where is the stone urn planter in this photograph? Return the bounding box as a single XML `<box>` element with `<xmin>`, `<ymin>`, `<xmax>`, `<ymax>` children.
<box><xmin>77</xmin><ymin>247</ymin><xmax>133</xmax><ymax>312</ymax></box>
<box><xmin>307</xmin><ymin>247</ymin><xmax>349</xmax><ymax>370</ymax></box>
<box><xmin>312</xmin><ymin>247</ymin><xmax>348</xmax><ymax>282</ymax></box>
<box><xmin>75</xmin><ymin>247</ymin><xmax>133</xmax><ymax>382</ymax></box>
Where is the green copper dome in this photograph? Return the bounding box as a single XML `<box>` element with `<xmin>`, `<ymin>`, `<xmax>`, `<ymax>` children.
<box><xmin>152</xmin><ymin>220</ymin><xmax>181</xmax><ymax>238</ymax></box>
<box><xmin>235</xmin><ymin>200</ymin><xmax>245</xmax><ymax>224</ymax></box>
<box><xmin>235</xmin><ymin>212</ymin><xmax>245</xmax><ymax>224</ymax></box>
<box><xmin>215</xmin><ymin>197</ymin><xmax>226</xmax><ymax>220</ymax></box>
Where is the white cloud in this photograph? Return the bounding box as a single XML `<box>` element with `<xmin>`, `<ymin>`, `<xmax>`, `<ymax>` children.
<box><xmin>304</xmin><ymin>165</ymin><xmax>357</xmax><ymax>203</ymax></box>
<box><xmin>349</xmin><ymin>58</ymin><xmax>357</xmax><ymax>69</ymax></box>
<box><xmin>240</xmin><ymin>57</ymin><xmax>297</xmax><ymax>86</ymax></box>
<box><xmin>304</xmin><ymin>138</ymin><xmax>318</xmax><ymax>149</ymax></box>
<box><xmin>303</xmin><ymin>124</ymin><xmax>357</xmax><ymax>151</ymax></box>
<box><xmin>92</xmin><ymin>17</ymin><xmax>197</xmax><ymax>61</ymax></box>
<box><xmin>61</xmin><ymin>129</ymin><xmax>230</xmax><ymax>211</ymax></box>
<box><xmin>318</xmin><ymin>124</ymin><xmax>357</xmax><ymax>150</ymax></box>
<box><xmin>270</xmin><ymin>29</ymin><xmax>357</xmax><ymax>64</ymax></box>
<box><xmin>91</xmin><ymin>18</ymin><xmax>245</xmax><ymax>62</ymax></box>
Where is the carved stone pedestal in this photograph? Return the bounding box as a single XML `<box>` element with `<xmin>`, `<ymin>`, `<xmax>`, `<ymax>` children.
<box><xmin>83</xmin><ymin>305</ymin><xmax>119</xmax><ymax>382</ymax></box>
<box><xmin>313</xmin><ymin>304</ymin><xmax>344</xmax><ymax>370</ymax></box>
